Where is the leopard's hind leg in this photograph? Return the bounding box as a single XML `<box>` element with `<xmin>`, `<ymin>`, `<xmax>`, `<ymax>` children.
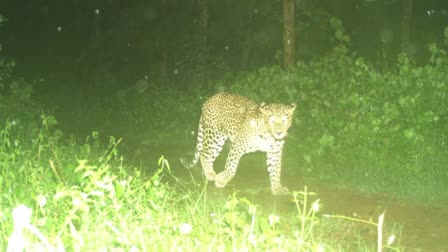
<box><xmin>180</xmin><ymin>122</ymin><xmax>204</xmax><ymax>169</ymax></box>
<box><xmin>215</xmin><ymin>145</ymin><xmax>244</xmax><ymax>188</ymax></box>
<box><xmin>200</xmin><ymin>131</ymin><xmax>227</xmax><ymax>181</ymax></box>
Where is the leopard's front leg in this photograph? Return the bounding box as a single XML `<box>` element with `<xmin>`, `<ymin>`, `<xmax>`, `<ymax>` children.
<box><xmin>267</xmin><ymin>141</ymin><xmax>289</xmax><ymax>195</ymax></box>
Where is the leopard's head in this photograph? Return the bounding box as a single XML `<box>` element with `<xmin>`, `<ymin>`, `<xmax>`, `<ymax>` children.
<box><xmin>259</xmin><ymin>102</ymin><xmax>296</xmax><ymax>140</ymax></box>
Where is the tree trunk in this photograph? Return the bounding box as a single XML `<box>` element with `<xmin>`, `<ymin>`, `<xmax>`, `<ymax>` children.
<box><xmin>198</xmin><ymin>0</ymin><xmax>208</xmax><ymax>50</ymax></box>
<box><xmin>400</xmin><ymin>0</ymin><xmax>413</xmax><ymax>55</ymax></box>
<box><xmin>160</xmin><ymin>0</ymin><xmax>168</xmax><ymax>77</ymax></box>
<box><xmin>240</xmin><ymin>0</ymin><xmax>256</xmax><ymax>69</ymax></box>
<box><xmin>240</xmin><ymin>33</ymin><xmax>252</xmax><ymax>68</ymax></box>
<box><xmin>160</xmin><ymin>44</ymin><xmax>168</xmax><ymax>78</ymax></box>
<box><xmin>283</xmin><ymin>0</ymin><xmax>295</xmax><ymax>69</ymax></box>
<box><xmin>195</xmin><ymin>0</ymin><xmax>208</xmax><ymax>86</ymax></box>
<box><xmin>94</xmin><ymin>8</ymin><xmax>101</xmax><ymax>39</ymax></box>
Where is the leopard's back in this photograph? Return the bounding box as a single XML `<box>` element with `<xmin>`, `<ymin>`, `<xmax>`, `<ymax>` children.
<box><xmin>200</xmin><ymin>92</ymin><xmax>258</xmax><ymax>139</ymax></box>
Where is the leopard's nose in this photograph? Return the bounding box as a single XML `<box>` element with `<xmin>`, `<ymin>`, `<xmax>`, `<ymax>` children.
<box><xmin>275</xmin><ymin>132</ymin><xmax>284</xmax><ymax>138</ymax></box>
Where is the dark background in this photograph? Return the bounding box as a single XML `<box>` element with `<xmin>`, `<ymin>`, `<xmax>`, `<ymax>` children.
<box><xmin>1</xmin><ymin>0</ymin><xmax>448</xmax><ymax>92</ymax></box>
<box><xmin>1</xmin><ymin>2</ymin><xmax>447</xmax><ymax>251</ymax></box>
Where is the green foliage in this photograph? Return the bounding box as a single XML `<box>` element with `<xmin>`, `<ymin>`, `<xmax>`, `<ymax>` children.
<box><xmin>0</xmin><ymin>56</ymin><xmax>41</xmax><ymax>130</ymax></box>
<box><xmin>84</xmin><ymin>19</ymin><xmax>446</xmax><ymax>200</ymax></box>
<box><xmin>0</xmin><ymin>8</ymin><xmax>441</xmax><ymax>252</ymax></box>
<box><xmin>0</xmin><ymin>110</ymin><xmax>400</xmax><ymax>250</ymax></box>
<box><xmin>47</xmin><ymin>21</ymin><xmax>447</xmax><ymax>203</ymax></box>
<box><xmin>216</xmin><ymin>24</ymin><xmax>448</xmax><ymax>201</ymax></box>
<box><xmin>330</xmin><ymin>18</ymin><xmax>350</xmax><ymax>45</ymax></box>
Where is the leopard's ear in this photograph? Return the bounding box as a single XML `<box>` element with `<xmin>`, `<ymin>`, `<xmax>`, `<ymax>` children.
<box><xmin>288</xmin><ymin>103</ymin><xmax>297</xmax><ymax>114</ymax></box>
<box><xmin>290</xmin><ymin>103</ymin><xmax>296</xmax><ymax>111</ymax></box>
<box><xmin>259</xmin><ymin>102</ymin><xmax>268</xmax><ymax>113</ymax></box>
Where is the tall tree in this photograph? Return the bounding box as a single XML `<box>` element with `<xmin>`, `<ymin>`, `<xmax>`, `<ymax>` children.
<box><xmin>400</xmin><ymin>0</ymin><xmax>413</xmax><ymax>55</ymax></box>
<box><xmin>159</xmin><ymin>0</ymin><xmax>168</xmax><ymax>77</ymax></box>
<box><xmin>240</xmin><ymin>0</ymin><xmax>256</xmax><ymax>68</ymax></box>
<box><xmin>283</xmin><ymin>0</ymin><xmax>295</xmax><ymax>69</ymax></box>
<box><xmin>195</xmin><ymin>0</ymin><xmax>208</xmax><ymax>85</ymax></box>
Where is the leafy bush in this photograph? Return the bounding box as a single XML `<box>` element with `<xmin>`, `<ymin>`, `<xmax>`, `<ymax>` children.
<box><xmin>0</xmin><ymin>62</ymin><xmax>402</xmax><ymax>251</ymax></box>
<box><xmin>215</xmin><ymin>23</ymin><xmax>448</xmax><ymax>200</ymax></box>
<box><xmin>2</xmin><ymin>117</ymin><xmax>401</xmax><ymax>250</ymax></box>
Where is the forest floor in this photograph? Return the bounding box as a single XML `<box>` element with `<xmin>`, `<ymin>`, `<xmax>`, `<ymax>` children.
<box><xmin>57</xmin><ymin>117</ymin><xmax>448</xmax><ymax>251</ymax></box>
<box><xmin>137</xmin><ymin>143</ymin><xmax>448</xmax><ymax>252</ymax></box>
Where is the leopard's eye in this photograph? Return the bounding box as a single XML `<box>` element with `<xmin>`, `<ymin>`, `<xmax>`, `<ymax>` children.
<box><xmin>282</xmin><ymin>116</ymin><xmax>288</xmax><ymax>123</ymax></box>
<box><xmin>269</xmin><ymin>117</ymin><xmax>275</xmax><ymax>124</ymax></box>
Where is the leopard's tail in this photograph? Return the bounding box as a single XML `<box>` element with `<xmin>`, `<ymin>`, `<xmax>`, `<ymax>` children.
<box><xmin>180</xmin><ymin>121</ymin><xmax>204</xmax><ymax>169</ymax></box>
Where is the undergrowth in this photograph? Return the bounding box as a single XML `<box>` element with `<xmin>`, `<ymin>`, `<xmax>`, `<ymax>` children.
<box><xmin>40</xmin><ymin>20</ymin><xmax>448</xmax><ymax>205</ymax></box>
<box><xmin>0</xmin><ymin>116</ymin><xmax>400</xmax><ymax>251</ymax></box>
<box><xmin>217</xmin><ymin>21</ymin><xmax>448</xmax><ymax>202</ymax></box>
<box><xmin>1</xmin><ymin>16</ymin><xmax>445</xmax><ymax>251</ymax></box>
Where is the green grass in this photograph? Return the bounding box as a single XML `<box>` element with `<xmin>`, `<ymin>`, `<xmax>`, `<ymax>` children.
<box><xmin>31</xmin><ymin>35</ymin><xmax>447</xmax><ymax>206</ymax></box>
<box><xmin>0</xmin><ymin>117</ymin><xmax>403</xmax><ymax>251</ymax></box>
<box><xmin>3</xmin><ymin>27</ymin><xmax>447</xmax><ymax>249</ymax></box>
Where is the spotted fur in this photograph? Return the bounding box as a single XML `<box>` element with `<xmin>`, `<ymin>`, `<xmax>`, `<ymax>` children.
<box><xmin>181</xmin><ymin>92</ymin><xmax>296</xmax><ymax>195</ymax></box>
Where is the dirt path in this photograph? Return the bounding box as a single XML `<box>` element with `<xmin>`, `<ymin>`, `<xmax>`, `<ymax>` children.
<box><xmin>132</xmin><ymin>144</ymin><xmax>448</xmax><ymax>251</ymax></box>
<box><xmin>308</xmin><ymin>183</ymin><xmax>448</xmax><ymax>251</ymax></box>
<box><xmin>58</xmin><ymin>106</ymin><xmax>448</xmax><ymax>251</ymax></box>
<box><xmin>169</xmin><ymin>156</ymin><xmax>448</xmax><ymax>252</ymax></box>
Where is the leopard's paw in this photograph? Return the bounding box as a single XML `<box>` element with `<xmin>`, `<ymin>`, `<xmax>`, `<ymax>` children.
<box><xmin>214</xmin><ymin>172</ymin><xmax>229</xmax><ymax>188</ymax></box>
<box><xmin>203</xmin><ymin>170</ymin><xmax>217</xmax><ymax>181</ymax></box>
<box><xmin>271</xmin><ymin>186</ymin><xmax>290</xmax><ymax>196</ymax></box>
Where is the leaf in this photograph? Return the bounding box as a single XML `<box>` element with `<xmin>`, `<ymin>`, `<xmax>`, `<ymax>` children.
<box><xmin>404</xmin><ymin>128</ymin><xmax>415</xmax><ymax>139</ymax></box>
<box><xmin>114</xmin><ymin>181</ymin><xmax>124</xmax><ymax>199</ymax></box>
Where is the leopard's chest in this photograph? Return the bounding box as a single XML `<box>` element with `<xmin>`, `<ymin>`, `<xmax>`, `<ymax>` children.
<box><xmin>228</xmin><ymin>118</ymin><xmax>275</xmax><ymax>153</ymax></box>
<box><xmin>250</xmin><ymin>134</ymin><xmax>275</xmax><ymax>152</ymax></box>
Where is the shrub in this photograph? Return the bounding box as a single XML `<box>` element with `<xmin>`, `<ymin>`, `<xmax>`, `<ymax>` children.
<box><xmin>215</xmin><ymin>25</ymin><xmax>448</xmax><ymax>200</ymax></box>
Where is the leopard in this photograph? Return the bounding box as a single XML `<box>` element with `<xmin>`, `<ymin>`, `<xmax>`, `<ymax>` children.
<box><xmin>181</xmin><ymin>92</ymin><xmax>296</xmax><ymax>195</ymax></box>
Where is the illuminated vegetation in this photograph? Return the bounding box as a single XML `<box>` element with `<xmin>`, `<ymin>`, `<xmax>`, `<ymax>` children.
<box><xmin>1</xmin><ymin>12</ymin><xmax>447</xmax><ymax>251</ymax></box>
<box><xmin>0</xmin><ymin>117</ymin><xmax>400</xmax><ymax>250</ymax></box>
